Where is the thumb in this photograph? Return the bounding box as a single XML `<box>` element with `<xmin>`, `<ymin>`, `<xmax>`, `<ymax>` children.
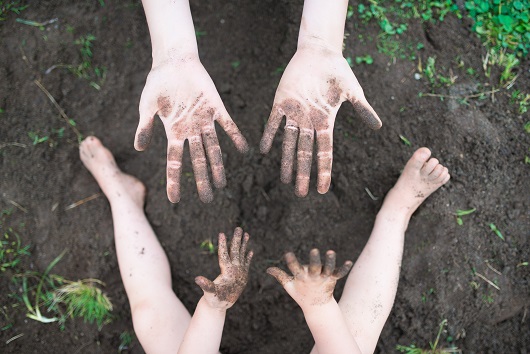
<box><xmin>347</xmin><ymin>94</ymin><xmax>382</xmax><ymax>131</ymax></box>
<box><xmin>266</xmin><ymin>267</ymin><xmax>293</xmax><ymax>287</ymax></box>
<box><xmin>134</xmin><ymin>103</ymin><xmax>156</xmax><ymax>151</ymax></box>
<box><xmin>195</xmin><ymin>276</ymin><xmax>216</xmax><ymax>294</ymax></box>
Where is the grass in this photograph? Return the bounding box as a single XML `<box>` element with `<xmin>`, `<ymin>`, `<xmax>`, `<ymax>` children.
<box><xmin>1</xmin><ymin>227</ymin><xmax>30</xmax><ymax>272</ymax></box>
<box><xmin>119</xmin><ymin>331</ymin><xmax>135</xmax><ymax>352</ymax></box>
<box><xmin>488</xmin><ymin>223</ymin><xmax>504</xmax><ymax>240</ymax></box>
<box><xmin>0</xmin><ymin>0</ymin><xmax>27</xmax><ymax>21</ymax></box>
<box><xmin>46</xmin><ymin>34</ymin><xmax>106</xmax><ymax>90</ymax></box>
<box><xmin>2</xmin><ymin>210</ymin><xmax>111</xmax><ymax>330</ymax></box>
<box><xmin>396</xmin><ymin>319</ymin><xmax>461</xmax><ymax>353</ymax></box>
<box><xmin>52</xmin><ymin>278</ymin><xmax>113</xmax><ymax>328</ymax></box>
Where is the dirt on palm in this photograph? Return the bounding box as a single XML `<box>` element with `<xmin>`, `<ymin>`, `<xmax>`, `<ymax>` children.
<box><xmin>0</xmin><ymin>1</ymin><xmax>529</xmax><ymax>353</ymax></box>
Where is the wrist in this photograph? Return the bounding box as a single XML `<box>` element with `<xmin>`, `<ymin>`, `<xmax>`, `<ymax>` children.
<box><xmin>199</xmin><ymin>296</ymin><xmax>229</xmax><ymax>315</ymax></box>
<box><xmin>297</xmin><ymin>0</ymin><xmax>348</xmax><ymax>54</ymax></box>
<box><xmin>151</xmin><ymin>47</ymin><xmax>199</xmax><ymax>68</ymax></box>
<box><xmin>300</xmin><ymin>297</ymin><xmax>338</xmax><ymax>315</ymax></box>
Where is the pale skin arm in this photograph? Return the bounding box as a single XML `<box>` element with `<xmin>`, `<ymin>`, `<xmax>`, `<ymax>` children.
<box><xmin>267</xmin><ymin>249</ymin><xmax>360</xmax><ymax>354</ymax></box>
<box><xmin>138</xmin><ymin>0</ymin><xmax>248</xmax><ymax>203</ymax></box>
<box><xmin>260</xmin><ymin>0</ymin><xmax>381</xmax><ymax>197</ymax></box>
<box><xmin>178</xmin><ymin>228</ymin><xmax>253</xmax><ymax>354</ymax></box>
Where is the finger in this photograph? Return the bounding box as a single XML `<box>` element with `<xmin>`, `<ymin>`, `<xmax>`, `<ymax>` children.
<box><xmin>285</xmin><ymin>252</ymin><xmax>303</xmax><ymax>276</ymax></box>
<box><xmin>281</xmin><ymin>124</ymin><xmax>298</xmax><ymax>184</ymax></box>
<box><xmin>189</xmin><ymin>136</ymin><xmax>214</xmax><ymax>203</ymax></box>
<box><xmin>202</xmin><ymin>125</ymin><xmax>226</xmax><ymax>189</ymax></box>
<box><xmin>240</xmin><ymin>232</ymin><xmax>250</xmax><ymax>259</ymax></box>
<box><xmin>295</xmin><ymin>128</ymin><xmax>314</xmax><ymax>197</ymax></box>
<box><xmin>218</xmin><ymin>233</ymin><xmax>230</xmax><ymax>269</ymax></box>
<box><xmin>316</xmin><ymin>130</ymin><xmax>333</xmax><ymax>194</ymax></box>
<box><xmin>134</xmin><ymin>106</ymin><xmax>156</xmax><ymax>151</ymax></box>
<box><xmin>245</xmin><ymin>250</ymin><xmax>254</xmax><ymax>270</ymax></box>
<box><xmin>166</xmin><ymin>141</ymin><xmax>184</xmax><ymax>203</ymax></box>
<box><xmin>260</xmin><ymin>105</ymin><xmax>284</xmax><ymax>154</ymax></box>
<box><xmin>322</xmin><ymin>250</ymin><xmax>337</xmax><ymax>277</ymax></box>
<box><xmin>421</xmin><ymin>158</ymin><xmax>439</xmax><ymax>175</ymax></box>
<box><xmin>230</xmin><ymin>227</ymin><xmax>244</xmax><ymax>264</ymax></box>
<box><xmin>195</xmin><ymin>276</ymin><xmax>216</xmax><ymax>294</ymax></box>
<box><xmin>348</xmin><ymin>96</ymin><xmax>382</xmax><ymax>130</ymax></box>
<box><xmin>266</xmin><ymin>267</ymin><xmax>293</xmax><ymax>286</ymax></box>
<box><xmin>333</xmin><ymin>260</ymin><xmax>353</xmax><ymax>279</ymax></box>
<box><xmin>308</xmin><ymin>248</ymin><xmax>322</xmax><ymax>276</ymax></box>
<box><xmin>216</xmin><ymin>111</ymin><xmax>249</xmax><ymax>153</ymax></box>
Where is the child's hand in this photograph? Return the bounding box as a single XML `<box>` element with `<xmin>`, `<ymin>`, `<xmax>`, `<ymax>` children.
<box><xmin>195</xmin><ymin>227</ymin><xmax>253</xmax><ymax>310</ymax></box>
<box><xmin>260</xmin><ymin>45</ymin><xmax>381</xmax><ymax>197</ymax></box>
<box><xmin>267</xmin><ymin>249</ymin><xmax>352</xmax><ymax>310</ymax></box>
<box><xmin>135</xmin><ymin>57</ymin><xmax>248</xmax><ymax>203</ymax></box>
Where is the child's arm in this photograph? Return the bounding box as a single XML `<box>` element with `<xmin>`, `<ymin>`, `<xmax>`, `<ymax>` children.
<box><xmin>138</xmin><ymin>0</ymin><xmax>248</xmax><ymax>204</ymax></box>
<box><xmin>267</xmin><ymin>249</ymin><xmax>360</xmax><ymax>354</ymax></box>
<box><xmin>260</xmin><ymin>0</ymin><xmax>381</xmax><ymax>197</ymax></box>
<box><xmin>178</xmin><ymin>228</ymin><xmax>253</xmax><ymax>354</ymax></box>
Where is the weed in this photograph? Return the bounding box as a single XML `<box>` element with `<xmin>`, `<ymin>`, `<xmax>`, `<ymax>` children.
<box><xmin>0</xmin><ymin>1</ymin><xmax>28</xmax><ymax>21</ymax></box>
<box><xmin>421</xmin><ymin>288</ymin><xmax>435</xmax><ymax>303</ymax></box>
<box><xmin>1</xmin><ymin>227</ymin><xmax>30</xmax><ymax>272</ymax></box>
<box><xmin>482</xmin><ymin>291</ymin><xmax>494</xmax><ymax>304</ymax></box>
<box><xmin>71</xmin><ymin>34</ymin><xmax>107</xmax><ymax>88</ymax></box>
<box><xmin>231</xmin><ymin>60</ymin><xmax>241</xmax><ymax>69</ymax></box>
<box><xmin>488</xmin><ymin>223</ymin><xmax>504</xmax><ymax>241</ymax></box>
<box><xmin>346</xmin><ymin>56</ymin><xmax>354</xmax><ymax>67</ymax></box>
<box><xmin>454</xmin><ymin>208</ymin><xmax>476</xmax><ymax>225</ymax></box>
<box><xmin>464</xmin><ymin>0</ymin><xmax>530</xmax><ymax>56</ymax></box>
<box><xmin>195</xmin><ymin>29</ymin><xmax>206</xmax><ymax>38</ymax></box>
<box><xmin>396</xmin><ymin>319</ymin><xmax>460</xmax><ymax>353</ymax></box>
<box><xmin>200</xmin><ymin>239</ymin><xmax>216</xmax><ymax>255</ymax></box>
<box><xmin>27</xmin><ymin>131</ymin><xmax>49</xmax><ymax>145</ymax></box>
<box><xmin>119</xmin><ymin>331</ymin><xmax>135</xmax><ymax>352</ymax></box>
<box><xmin>512</xmin><ymin>91</ymin><xmax>530</xmax><ymax>114</ymax></box>
<box><xmin>347</xmin><ymin>5</ymin><xmax>354</xmax><ymax>19</ymax></box>
<box><xmin>355</xmin><ymin>55</ymin><xmax>374</xmax><ymax>64</ymax></box>
<box><xmin>399</xmin><ymin>134</ymin><xmax>412</xmax><ymax>146</ymax></box>
<box><xmin>52</xmin><ymin>279</ymin><xmax>113</xmax><ymax>328</ymax></box>
<box><xmin>422</xmin><ymin>56</ymin><xmax>457</xmax><ymax>87</ymax></box>
<box><xmin>517</xmin><ymin>261</ymin><xmax>528</xmax><ymax>267</ymax></box>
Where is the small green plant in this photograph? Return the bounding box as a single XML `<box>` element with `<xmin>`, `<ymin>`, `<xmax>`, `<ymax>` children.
<box><xmin>231</xmin><ymin>60</ymin><xmax>241</xmax><ymax>69</ymax></box>
<box><xmin>1</xmin><ymin>227</ymin><xmax>30</xmax><ymax>272</ymax></box>
<box><xmin>464</xmin><ymin>0</ymin><xmax>530</xmax><ymax>56</ymax></box>
<box><xmin>52</xmin><ymin>279</ymin><xmax>113</xmax><ymax>328</ymax></box>
<box><xmin>355</xmin><ymin>55</ymin><xmax>374</xmax><ymax>64</ymax></box>
<box><xmin>421</xmin><ymin>288</ymin><xmax>435</xmax><ymax>303</ymax></box>
<box><xmin>399</xmin><ymin>134</ymin><xmax>412</xmax><ymax>146</ymax></box>
<box><xmin>422</xmin><ymin>56</ymin><xmax>457</xmax><ymax>87</ymax></box>
<box><xmin>396</xmin><ymin>319</ymin><xmax>459</xmax><ymax>353</ymax></box>
<box><xmin>119</xmin><ymin>330</ymin><xmax>135</xmax><ymax>352</ymax></box>
<box><xmin>0</xmin><ymin>1</ymin><xmax>28</xmax><ymax>21</ymax></box>
<box><xmin>200</xmin><ymin>239</ymin><xmax>216</xmax><ymax>255</ymax></box>
<box><xmin>454</xmin><ymin>208</ymin><xmax>476</xmax><ymax>225</ymax></box>
<box><xmin>482</xmin><ymin>291</ymin><xmax>494</xmax><ymax>304</ymax></box>
<box><xmin>488</xmin><ymin>223</ymin><xmax>504</xmax><ymax>241</ymax></box>
<box><xmin>27</xmin><ymin>131</ymin><xmax>49</xmax><ymax>145</ymax></box>
<box><xmin>512</xmin><ymin>91</ymin><xmax>530</xmax><ymax>114</ymax></box>
<box><xmin>195</xmin><ymin>29</ymin><xmax>206</xmax><ymax>38</ymax></box>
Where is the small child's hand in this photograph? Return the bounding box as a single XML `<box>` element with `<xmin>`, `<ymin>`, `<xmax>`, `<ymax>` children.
<box><xmin>267</xmin><ymin>249</ymin><xmax>352</xmax><ymax>310</ymax></box>
<box><xmin>195</xmin><ymin>227</ymin><xmax>253</xmax><ymax>310</ymax></box>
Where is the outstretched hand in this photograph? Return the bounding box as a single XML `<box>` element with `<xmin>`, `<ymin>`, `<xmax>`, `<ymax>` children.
<box><xmin>195</xmin><ymin>227</ymin><xmax>253</xmax><ymax>310</ymax></box>
<box><xmin>135</xmin><ymin>56</ymin><xmax>249</xmax><ymax>203</ymax></box>
<box><xmin>267</xmin><ymin>248</ymin><xmax>352</xmax><ymax>310</ymax></box>
<box><xmin>260</xmin><ymin>45</ymin><xmax>382</xmax><ymax>197</ymax></box>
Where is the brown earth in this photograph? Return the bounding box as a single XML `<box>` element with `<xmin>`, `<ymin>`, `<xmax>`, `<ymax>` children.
<box><xmin>1</xmin><ymin>1</ymin><xmax>529</xmax><ymax>353</ymax></box>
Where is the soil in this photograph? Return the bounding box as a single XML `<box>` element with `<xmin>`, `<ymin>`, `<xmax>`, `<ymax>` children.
<box><xmin>1</xmin><ymin>1</ymin><xmax>529</xmax><ymax>353</ymax></box>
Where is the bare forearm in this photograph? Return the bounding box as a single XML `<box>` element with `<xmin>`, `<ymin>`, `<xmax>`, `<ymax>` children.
<box><xmin>177</xmin><ymin>297</ymin><xmax>226</xmax><ymax>354</ymax></box>
<box><xmin>303</xmin><ymin>301</ymin><xmax>362</xmax><ymax>354</ymax></box>
<box><xmin>298</xmin><ymin>0</ymin><xmax>348</xmax><ymax>53</ymax></box>
<box><xmin>141</xmin><ymin>0</ymin><xmax>198</xmax><ymax>65</ymax></box>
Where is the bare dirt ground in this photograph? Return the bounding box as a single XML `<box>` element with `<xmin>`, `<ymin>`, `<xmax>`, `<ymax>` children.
<box><xmin>1</xmin><ymin>1</ymin><xmax>529</xmax><ymax>353</ymax></box>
